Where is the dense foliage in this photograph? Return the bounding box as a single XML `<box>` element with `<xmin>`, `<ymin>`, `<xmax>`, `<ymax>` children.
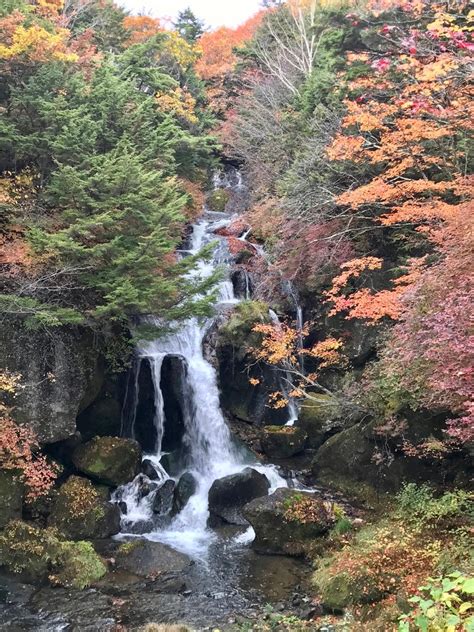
<box><xmin>0</xmin><ymin>0</ymin><xmax>218</xmax><ymax>333</ymax></box>
<box><xmin>217</xmin><ymin>0</ymin><xmax>473</xmax><ymax>446</ymax></box>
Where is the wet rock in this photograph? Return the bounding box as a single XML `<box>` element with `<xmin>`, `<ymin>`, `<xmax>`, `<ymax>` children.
<box><xmin>242</xmin><ymin>488</ymin><xmax>334</xmax><ymax>556</ymax></box>
<box><xmin>0</xmin><ymin>471</ymin><xmax>23</xmax><ymax>528</ymax></box>
<box><xmin>208</xmin><ymin>467</ymin><xmax>270</xmax><ymax>526</ymax></box>
<box><xmin>160</xmin><ymin>450</ymin><xmax>185</xmax><ymax>477</ymax></box>
<box><xmin>172</xmin><ymin>472</ymin><xmax>197</xmax><ymax>514</ymax></box>
<box><xmin>152</xmin><ymin>479</ymin><xmax>176</xmax><ymax>515</ymax></box>
<box><xmin>116</xmin><ymin>540</ymin><xmax>192</xmax><ymax>578</ymax></box>
<box><xmin>261</xmin><ymin>426</ymin><xmax>307</xmax><ymax>459</ymax></box>
<box><xmin>48</xmin><ymin>476</ymin><xmax>120</xmax><ymax>540</ymax></box>
<box><xmin>142</xmin><ymin>459</ymin><xmax>160</xmax><ymax>480</ymax></box>
<box><xmin>73</xmin><ymin>436</ymin><xmax>141</xmax><ymax>487</ymax></box>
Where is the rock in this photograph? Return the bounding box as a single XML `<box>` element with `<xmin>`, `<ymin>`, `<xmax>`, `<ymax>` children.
<box><xmin>0</xmin><ymin>471</ymin><xmax>23</xmax><ymax>528</ymax></box>
<box><xmin>208</xmin><ymin>467</ymin><xmax>270</xmax><ymax>526</ymax></box>
<box><xmin>116</xmin><ymin>540</ymin><xmax>192</xmax><ymax>578</ymax></box>
<box><xmin>160</xmin><ymin>450</ymin><xmax>185</xmax><ymax>477</ymax></box>
<box><xmin>0</xmin><ymin>520</ymin><xmax>106</xmax><ymax>588</ymax></box>
<box><xmin>142</xmin><ymin>459</ymin><xmax>160</xmax><ymax>480</ymax></box>
<box><xmin>153</xmin><ymin>479</ymin><xmax>176</xmax><ymax>514</ymax></box>
<box><xmin>298</xmin><ymin>394</ymin><xmax>345</xmax><ymax>449</ymax></box>
<box><xmin>0</xmin><ymin>318</ymin><xmax>104</xmax><ymax>443</ymax></box>
<box><xmin>311</xmin><ymin>418</ymin><xmax>455</xmax><ymax>500</ymax></box>
<box><xmin>172</xmin><ymin>472</ymin><xmax>197</xmax><ymax>514</ymax></box>
<box><xmin>313</xmin><ymin>567</ymin><xmax>384</xmax><ymax>612</ymax></box>
<box><xmin>73</xmin><ymin>436</ymin><xmax>141</xmax><ymax>486</ymax></box>
<box><xmin>261</xmin><ymin>426</ymin><xmax>307</xmax><ymax>459</ymax></box>
<box><xmin>207</xmin><ymin>188</ymin><xmax>230</xmax><ymax>212</ymax></box>
<box><xmin>48</xmin><ymin>476</ymin><xmax>120</xmax><ymax>540</ymax></box>
<box><xmin>136</xmin><ymin>475</ymin><xmax>158</xmax><ymax>500</ymax></box>
<box><xmin>77</xmin><ymin>396</ymin><xmax>122</xmax><ymax>440</ymax></box>
<box><xmin>242</xmin><ymin>488</ymin><xmax>334</xmax><ymax>556</ymax></box>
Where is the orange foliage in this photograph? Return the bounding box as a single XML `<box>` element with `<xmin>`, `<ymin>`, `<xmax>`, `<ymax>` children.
<box><xmin>123</xmin><ymin>15</ymin><xmax>161</xmax><ymax>46</ymax></box>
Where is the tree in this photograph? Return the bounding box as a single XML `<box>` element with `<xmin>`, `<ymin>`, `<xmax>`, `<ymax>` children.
<box><xmin>174</xmin><ymin>8</ymin><xmax>205</xmax><ymax>43</ymax></box>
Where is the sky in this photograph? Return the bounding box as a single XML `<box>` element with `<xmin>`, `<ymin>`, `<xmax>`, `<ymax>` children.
<box><xmin>119</xmin><ymin>0</ymin><xmax>262</xmax><ymax>29</ymax></box>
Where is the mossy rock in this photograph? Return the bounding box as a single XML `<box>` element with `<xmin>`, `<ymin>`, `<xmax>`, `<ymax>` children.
<box><xmin>72</xmin><ymin>436</ymin><xmax>141</xmax><ymax>486</ymax></box>
<box><xmin>217</xmin><ymin>300</ymin><xmax>269</xmax><ymax>349</ymax></box>
<box><xmin>207</xmin><ymin>188</ymin><xmax>230</xmax><ymax>212</ymax></box>
<box><xmin>261</xmin><ymin>426</ymin><xmax>307</xmax><ymax>459</ymax></box>
<box><xmin>116</xmin><ymin>539</ymin><xmax>192</xmax><ymax>578</ymax></box>
<box><xmin>48</xmin><ymin>475</ymin><xmax>120</xmax><ymax>540</ymax></box>
<box><xmin>0</xmin><ymin>471</ymin><xmax>23</xmax><ymax>528</ymax></box>
<box><xmin>298</xmin><ymin>394</ymin><xmax>344</xmax><ymax>449</ymax></box>
<box><xmin>242</xmin><ymin>488</ymin><xmax>335</xmax><ymax>556</ymax></box>
<box><xmin>314</xmin><ymin>564</ymin><xmax>386</xmax><ymax>611</ymax></box>
<box><xmin>0</xmin><ymin>520</ymin><xmax>106</xmax><ymax>588</ymax></box>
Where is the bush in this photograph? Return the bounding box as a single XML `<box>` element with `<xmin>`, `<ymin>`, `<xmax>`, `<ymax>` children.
<box><xmin>396</xmin><ymin>483</ymin><xmax>473</xmax><ymax>530</ymax></box>
<box><xmin>399</xmin><ymin>571</ymin><xmax>474</xmax><ymax>631</ymax></box>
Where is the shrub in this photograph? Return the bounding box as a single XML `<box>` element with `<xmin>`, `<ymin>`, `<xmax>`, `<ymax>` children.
<box><xmin>399</xmin><ymin>571</ymin><xmax>474</xmax><ymax>632</ymax></box>
<box><xmin>396</xmin><ymin>484</ymin><xmax>473</xmax><ymax>531</ymax></box>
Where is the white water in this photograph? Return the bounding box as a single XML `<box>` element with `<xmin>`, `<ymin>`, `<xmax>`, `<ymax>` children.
<box><xmin>114</xmin><ymin>178</ymin><xmax>287</xmax><ymax>559</ymax></box>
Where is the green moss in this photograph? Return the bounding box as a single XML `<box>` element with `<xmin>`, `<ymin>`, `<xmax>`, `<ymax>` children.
<box><xmin>207</xmin><ymin>188</ymin><xmax>230</xmax><ymax>212</ymax></box>
<box><xmin>218</xmin><ymin>300</ymin><xmax>270</xmax><ymax>349</ymax></box>
<box><xmin>118</xmin><ymin>540</ymin><xmax>142</xmax><ymax>554</ymax></box>
<box><xmin>0</xmin><ymin>520</ymin><xmax>106</xmax><ymax>588</ymax></box>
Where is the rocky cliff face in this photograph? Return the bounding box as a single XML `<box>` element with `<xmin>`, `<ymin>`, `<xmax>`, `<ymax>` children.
<box><xmin>1</xmin><ymin>318</ymin><xmax>104</xmax><ymax>443</ymax></box>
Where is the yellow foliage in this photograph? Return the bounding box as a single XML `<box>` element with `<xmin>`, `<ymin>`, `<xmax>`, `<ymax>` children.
<box><xmin>155</xmin><ymin>87</ymin><xmax>198</xmax><ymax>124</ymax></box>
<box><xmin>0</xmin><ymin>23</ymin><xmax>77</xmax><ymax>62</ymax></box>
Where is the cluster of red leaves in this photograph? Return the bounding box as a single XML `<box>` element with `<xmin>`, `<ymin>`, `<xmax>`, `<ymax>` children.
<box><xmin>0</xmin><ymin>417</ymin><xmax>57</xmax><ymax>501</ymax></box>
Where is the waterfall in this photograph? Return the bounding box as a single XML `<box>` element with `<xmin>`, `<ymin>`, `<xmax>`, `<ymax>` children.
<box><xmin>114</xmin><ymin>170</ymin><xmax>286</xmax><ymax>558</ymax></box>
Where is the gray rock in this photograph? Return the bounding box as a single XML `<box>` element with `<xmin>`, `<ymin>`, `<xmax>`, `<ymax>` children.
<box><xmin>116</xmin><ymin>540</ymin><xmax>192</xmax><ymax>578</ymax></box>
<box><xmin>261</xmin><ymin>426</ymin><xmax>307</xmax><ymax>459</ymax></box>
<box><xmin>142</xmin><ymin>458</ymin><xmax>160</xmax><ymax>480</ymax></box>
<box><xmin>153</xmin><ymin>479</ymin><xmax>176</xmax><ymax>514</ymax></box>
<box><xmin>172</xmin><ymin>472</ymin><xmax>197</xmax><ymax>515</ymax></box>
<box><xmin>0</xmin><ymin>318</ymin><xmax>104</xmax><ymax>443</ymax></box>
<box><xmin>208</xmin><ymin>467</ymin><xmax>270</xmax><ymax>526</ymax></box>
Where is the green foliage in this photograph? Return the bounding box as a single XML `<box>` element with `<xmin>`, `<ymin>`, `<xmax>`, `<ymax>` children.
<box><xmin>207</xmin><ymin>188</ymin><xmax>230</xmax><ymax>212</ymax></box>
<box><xmin>396</xmin><ymin>484</ymin><xmax>474</xmax><ymax>531</ymax></box>
<box><xmin>0</xmin><ymin>13</ymin><xmax>219</xmax><ymax>331</ymax></box>
<box><xmin>174</xmin><ymin>8</ymin><xmax>205</xmax><ymax>43</ymax></box>
<box><xmin>54</xmin><ymin>540</ymin><xmax>107</xmax><ymax>589</ymax></box>
<box><xmin>399</xmin><ymin>571</ymin><xmax>474</xmax><ymax>632</ymax></box>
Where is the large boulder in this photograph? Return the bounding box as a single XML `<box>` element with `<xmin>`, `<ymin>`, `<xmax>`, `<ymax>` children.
<box><xmin>116</xmin><ymin>540</ymin><xmax>192</xmax><ymax>578</ymax></box>
<box><xmin>48</xmin><ymin>476</ymin><xmax>120</xmax><ymax>540</ymax></box>
<box><xmin>242</xmin><ymin>488</ymin><xmax>335</xmax><ymax>556</ymax></box>
<box><xmin>0</xmin><ymin>471</ymin><xmax>23</xmax><ymax>528</ymax></box>
<box><xmin>261</xmin><ymin>426</ymin><xmax>307</xmax><ymax>459</ymax></box>
<box><xmin>208</xmin><ymin>467</ymin><xmax>270</xmax><ymax>526</ymax></box>
<box><xmin>0</xmin><ymin>318</ymin><xmax>104</xmax><ymax>443</ymax></box>
<box><xmin>72</xmin><ymin>436</ymin><xmax>141</xmax><ymax>486</ymax></box>
<box><xmin>311</xmin><ymin>416</ymin><xmax>464</xmax><ymax>501</ymax></box>
<box><xmin>172</xmin><ymin>472</ymin><xmax>197</xmax><ymax>515</ymax></box>
<box><xmin>0</xmin><ymin>520</ymin><xmax>106</xmax><ymax>588</ymax></box>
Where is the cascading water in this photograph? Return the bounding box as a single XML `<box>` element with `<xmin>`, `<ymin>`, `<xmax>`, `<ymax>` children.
<box><xmin>114</xmin><ymin>171</ymin><xmax>286</xmax><ymax>558</ymax></box>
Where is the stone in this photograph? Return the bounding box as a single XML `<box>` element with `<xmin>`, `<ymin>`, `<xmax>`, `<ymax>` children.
<box><xmin>208</xmin><ymin>467</ymin><xmax>270</xmax><ymax>526</ymax></box>
<box><xmin>72</xmin><ymin>436</ymin><xmax>141</xmax><ymax>487</ymax></box>
<box><xmin>48</xmin><ymin>476</ymin><xmax>120</xmax><ymax>540</ymax></box>
<box><xmin>159</xmin><ymin>450</ymin><xmax>185</xmax><ymax>477</ymax></box>
<box><xmin>142</xmin><ymin>459</ymin><xmax>160</xmax><ymax>480</ymax></box>
<box><xmin>152</xmin><ymin>479</ymin><xmax>176</xmax><ymax>515</ymax></box>
<box><xmin>0</xmin><ymin>317</ymin><xmax>104</xmax><ymax>443</ymax></box>
<box><xmin>0</xmin><ymin>520</ymin><xmax>106</xmax><ymax>588</ymax></box>
<box><xmin>311</xmin><ymin>418</ymin><xmax>452</xmax><ymax>500</ymax></box>
<box><xmin>116</xmin><ymin>540</ymin><xmax>192</xmax><ymax>578</ymax></box>
<box><xmin>261</xmin><ymin>426</ymin><xmax>307</xmax><ymax>459</ymax></box>
<box><xmin>313</xmin><ymin>567</ymin><xmax>384</xmax><ymax>612</ymax></box>
<box><xmin>242</xmin><ymin>488</ymin><xmax>334</xmax><ymax>556</ymax></box>
<box><xmin>172</xmin><ymin>472</ymin><xmax>197</xmax><ymax>514</ymax></box>
<box><xmin>298</xmin><ymin>394</ymin><xmax>345</xmax><ymax>449</ymax></box>
<box><xmin>0</xmin><ymin>471</ymin><xmax>23</xmax><ymax>528</ymax></box>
